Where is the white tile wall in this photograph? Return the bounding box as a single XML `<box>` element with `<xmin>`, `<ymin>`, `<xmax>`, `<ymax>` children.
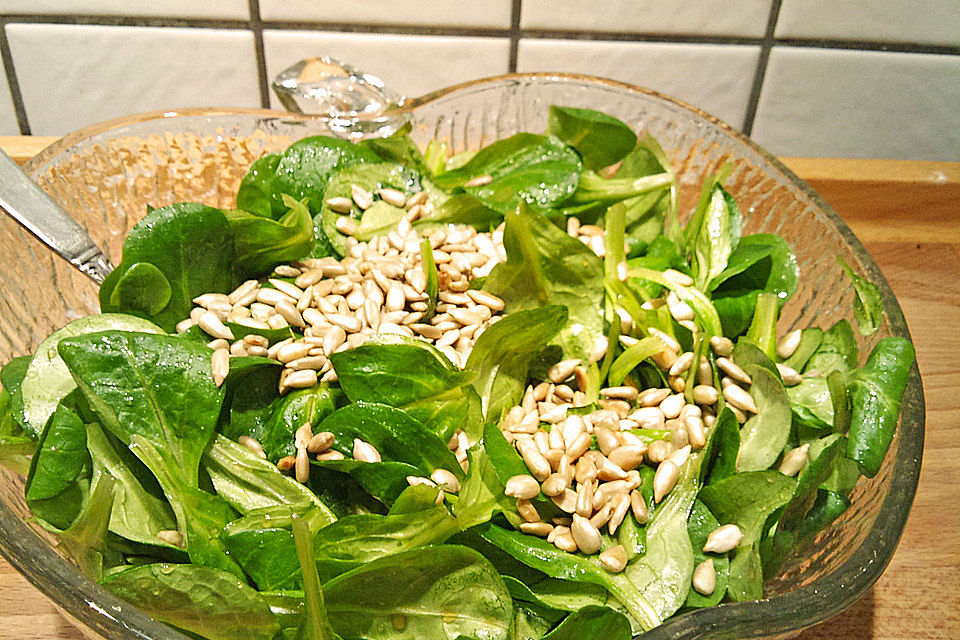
<box><xmin>517</xmin><ymin>40</ymin><xmax>761</xmax><ymax>127</ymax></box>
<box><xmin>263</xmin><ymin>31</ymin><xmax>511</xmax><ymax>105</ymax></box>
<box><xmin>260</xmin><ymin>0</ymin><xmax>513</xmax><ymax>28</ymax></box>
<box><xmin>752</xmin><ymin>48</ymin><xmax>960</xmax><ymax>161</ymax></box>
<box><xmin>1</xmin><ymin>2</ymin><xmax>957</xmax><ymax>159</ymax></box>
<box><xmin>521</xmin><ymin>0</ymin><xmax>773</xmax><ymax>37</ymax></box>
<box><xmin>0</xmin><ymin>68</ymin><xmax>18</xmax><ymax>136</ymax></box>
<box><xmin>0</xmin><ymin>1</ymin><xmax>249</xmax><ymax>19</ymax></box>
<box><xmin>6</xmin><ymin>24</ymin><xmax>260</xmax><ymax>136</ymax></box>
<box><xmin>776</xmin><ymin>0</ymin><xmax>960</xmax><ymax>47</ymax></box>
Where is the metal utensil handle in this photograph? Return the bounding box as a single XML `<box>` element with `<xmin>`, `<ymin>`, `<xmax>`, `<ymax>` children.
<box><xmin>0</xmin><ymin>149</ymin><xmax>114</xmax><ymax>283</ymax></box>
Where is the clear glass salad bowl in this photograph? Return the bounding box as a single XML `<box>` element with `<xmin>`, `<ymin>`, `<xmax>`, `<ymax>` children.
<box><xmin>0</xmin><ymin>73</ymin><xmax>923</xmax><ymax>640</ymax></box>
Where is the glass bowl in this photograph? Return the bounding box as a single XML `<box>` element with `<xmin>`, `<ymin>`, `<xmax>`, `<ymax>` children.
<box><xmin>0</xmin><ymin>73</ymin><xmax>923</xmax><ymax>640</ymax></box>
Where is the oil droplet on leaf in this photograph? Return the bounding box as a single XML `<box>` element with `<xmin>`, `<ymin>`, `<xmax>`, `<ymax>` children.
<box><xmin>391</xmin><ymin>613</ymin><xmax>407</xmax><ymax>631</ymax></box>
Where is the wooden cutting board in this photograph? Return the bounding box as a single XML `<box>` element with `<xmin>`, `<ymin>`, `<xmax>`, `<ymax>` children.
<box><xmin>0</xmin><ymin>137</ymin><xmax>957</xmax><ymax>640</ymax></box>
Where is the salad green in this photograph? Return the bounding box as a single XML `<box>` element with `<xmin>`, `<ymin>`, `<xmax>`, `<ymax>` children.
<box><xmin>0</xmin><ymin>105</ymin><xmax>914</xmax><ymax>639</ymax></box>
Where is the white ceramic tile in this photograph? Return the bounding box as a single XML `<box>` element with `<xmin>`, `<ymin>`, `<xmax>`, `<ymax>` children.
<box><xmin>752</xmin><ymin>48</ymin><xmax>960</xmax><ymax>161</ymax></box>
<box><xmin>521</xmin><ymin>0</ymin><xmax>772</xmax><ymax>37</ymax></box>
<box><xmin>517</xmin><ymin>39</ymin><xmax>761</xmax><ymax>127</ymax></box>
<box><xmin>0</xmin><ymin>1</ymin><xmax>249</xmax><ymax>19</ymax></box>
<box><xmin>0</xmin><ymin>68</ymin><xmax>19</xmax><ymax>135</ymax></box>
<box><xmin>260</xmin><ymin>0</ymin><xmax>512</xmax><ymax>28</ymax></box>
<box><xmin>776</xmin><ymin>0</ymin><xmax>960</xmax><ymax>47</ymax></box>
<box><xmin>263</xmin><ymin>31</ymin><xmax>510</xmax><ymax>105</ymax></box>
<box><xmin>7</xmin><ymin>24</ymin><xmax>260</xmax><ymax>136</ymax></box>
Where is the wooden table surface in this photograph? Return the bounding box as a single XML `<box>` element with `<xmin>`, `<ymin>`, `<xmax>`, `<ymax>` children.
<box><xmin>0</xmin><ymin>137</ymin><xmax>958</xmax><ymax>639</ymax></box>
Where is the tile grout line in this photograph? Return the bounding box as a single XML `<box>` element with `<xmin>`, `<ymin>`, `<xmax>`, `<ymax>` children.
<box><xmin>247</xmin><ymin>0</ymin><xmax>270</xmax><ymax>108</ymax></box>
<box><xmin>520</xmin><ymin>29</ymin><xmax>762</xmax><ymax>46</ymax></box>
<box><xmin>0</xmin><ymin>18</ymin><xmax>30</xmax><ymax>135</ymax></box>
<box><xmin>741</xmin><ymin>0</ymin><xmax>783</xmax><ymax>136</ymax></box>
<box><xmin>508</xmin><ymin>0</ymin><xmax>523</xmax><ymax>73</ymax></box>
<box><xmin>774</xmin><ymin>38</ymin><xmax>960</xmax><ymax>55</ymax></box>
<box><xmin>0</xmin><ymin>13</ymin><xmax>954</xmax><ymax>55</ymax></box>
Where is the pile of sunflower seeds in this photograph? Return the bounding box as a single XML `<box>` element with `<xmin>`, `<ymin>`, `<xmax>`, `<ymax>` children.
<box><xmin>498</xmin><ymin>327</ymin><xmax>806</xmax><ymax>575</ymax></box>
<box><xmin>178</xmin><ymin>189</ymin><xmax>508</xmax><ymax>393</ymax></box>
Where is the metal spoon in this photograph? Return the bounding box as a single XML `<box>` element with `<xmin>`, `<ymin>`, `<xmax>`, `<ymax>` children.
<box><xmin>0</xmin><ymin>148</ymin><xmax>114</xmax><ymax>284</ymax></box>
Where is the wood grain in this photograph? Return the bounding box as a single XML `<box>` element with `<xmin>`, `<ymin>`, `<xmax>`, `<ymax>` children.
<box><xmin>0</xmin><ymin>139</ymin><xmax>958</xmax><ymax>640</ymax></box>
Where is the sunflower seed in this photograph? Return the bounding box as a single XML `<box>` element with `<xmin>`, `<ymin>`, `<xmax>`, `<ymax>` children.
<box><xmin>575</xmin><ymin>457</ymin><xmax>598</xmax><ymax>485</ymax></box>
<box><xmin>723</xmin><ymin>384</ymin><xmax>759</xmax><ymax>414</ymax></box>
<box><xmin>686</xmin><ymin>416</ymin><xmax>707</xmax><ymax>449</ymax></box>
<box><xmin>353</xmin><ymin>438</ymin><xmax>381</xmax><ymax>463</ymax></box>
<box><xmin>692</xmin><ymin>559</ymin><xmax>717</xmax><ymax>595</ymax></box>
<box><xmin>779</xmin><ymin>443</ymin><xmax>810</xmax><ymax>477</ymax></box>
<box><xmin>608</xmin><ymin>444</ymin><xmax>645</xmax><ymax>471</ymax></box>
<box><xmin>551</xmin><ymin>488</ymin><xmax>578</xmax><ymax>513</ymax></box>
<box><xmin>669</xmin><ymin>301</ymin><xmax>696</xmax><ymax>322</ymax></box>
<box><xmin>193</xmin><ymin>293</ymin><xmax>230</xmax><ymax>309</ymax></box>
<box><xmin>293</xmin><ymin>424</ymin><xmax>314</xmax><ymax>451</ymax></box>
<box><xmin>663</xmin><ymin>269</ymin><xmax>694</xmax><ymax>286</ymax></box>
<box><xmin>716</xmin><ymin>357</ymin><xmax>753</xmax><ymax>385</ymax></box>
<box><xmin>272</xmin><ymin>300</ymin><xmax>304</xmax><ymax>329</ymax></box>
<box><xmin>540</xmin><ymin>473</ymin><xmax>570</xmax><ymax>497</ymax></box>
<box><xmin>517</xmin><ymin>499</ymin><xmax>541</xmax><ymax>523</ymax></box>
<box><xmin>306</xmin><ymin>432</ymin><xmax>335</xmax><ymax>454</ymax></box>
<box><xmin>703</xmin><ymin>524</ymin><xmax>744</xmax><ymax>553</ymax></box>
<box><xmin>319</xmin><ymin>325</ymin><xmax>344</xmax><ymax>355</ymax></box>
<box><xmin>519</xmin><ymin>522</ymin><xmax>553</xmax><ymax>537</ymax></box>
<box><xmin>596</xmin><ymin>457</ymin><xmax>628</xmax><ymax>482</ymax></box>
<box><xmin>518</xmin><ymin>441</ymin><xmax>552</xmax><ymax>481</ymax></box>
<box><xmin>553</xmin><ymin>531</ymin><xmax>579</xmax><ymax>552</ymax></box>
<box><xmin>564</xmin><ymin>433</ymin><xmax>592</xmax><ymax>462</ymax></box>
<box><xmin>505</xmin><ymin>475</ymin><xmax>540</xmax><ymax>500</ymax></box>
<box><xmin>777</xmin><ymin>329</ymin><xmax>803</xmax><ymax>359</ymax></box>
<box><xmin>276</xmin><ymin>341</ymin><xmax>311</xmax><ymax>363</ymax></box>
<box><xmin>238</xmin><ymin>435</ymin><xmax>267</xmax><ymax>459</ymax></box>
<box><xmin>596</xmin><ymin>427</ymin><xmax>620</xmax><ymax>456</ymax></box>
<box><xmin>464</xmin><ymin>174</ymin><xmax>493</xmax><ymax>188</ymax></box>
<box><xmin>669</xmin><ymin>351</ymin><xmax>695</xmax><ymax>377</ymax></box>
<box><xmin>229</xmin><ymin>279</ymin><xmax>260</xmax><ymax>305</ymax></box>
<box><xmin>776</xmin><ymin>362</ymin><xmax>803</xmax><ymax>386</ymax></box>
<box><xmin>257</xmin><ymin>287</ymin><xmax>293</xmax><ymax>307</ymax></box>
<box><xmin>207</xmin><ymin>338</ymin><xmax>229</xmax><ymax>351</ymax></box>
<box><xmin>692</xmin><ymin>384</ymin><xmax>719</xmax><ymax>405</ymax></box>
<box><xmin>709</xmin><ymin>335</ymin><xmax>734</xmax><ymax>357</ymax></box>
<box><xmin>607</xmin><ymin>495</ymin><xmax>632</xmax><ymax>535</ymax></box>
<box><xmin>211</xmin><ymin>348</ymin><xmax>230</xmax><ymax>386</ymax></box>
<box><xmin>336</xmin><ymin>216</ymin><xmax>359</xmax><ymax>236</ymax></box>
<box><xmin>326</xmin><ymin>196</ymin><xmax>353</xmax><ymax>213</ymax></box>
<box><xmin>350</xmin><ymin>184</ymin><xmax>374</xmax><ymax>210</ymax></box>
<box><xmin>377</xmin><ymin>187</ymin><xmax>407</xmax><ymax>208</ymax></box>
<box><xmin>589</xmin><ymin>502</ymin><xmax>614</xmax><ymax>529</ymax></box>
<box><xmin>547</xmin><ymin>359</ymin><xmax>580</xmax><ymax>383</ymax></box>
<box><xmin>653</xmin><ymin>460</ymin><xmax>680</xmax><ymax>503</ymax></box>
<box><xmin>328</xmin><ymin>314</ymin><xmax>362</xmax><ymax>333</ymax></box>
<box><xmin>295</xmin><ymin>447</ymin><xmax>310</xmax><ymax>483</ymax></box>
<box><xmin>599</xmin><ymin>386</ymin><xmax>639</xmax><ymax>401</ymax></box>
<box><xmin>198</xmin><ymin>311</ymin><xmax>235</xmax><ymax>340</ymax></box>
<box><xmin>430</xmin><ymin>468</ymin><xmax>460</xmax><ymax>493</ymax></box>
<box><xmin>284</xmin><ymin>369</ymin><xmax>318</xmax><ymax>389</ymax></box>
<box><xmin>464</xmin><ymin>289</ymin><xmax>505</xmax><ymax>311</ymax></box>
<box><xmin>659</xmin><ymin>393</ymin><xmax>685</xmax><ymax>420</ymax></box>
<box><xmin>630</xmin><ymin>490</ymin><xmax>649</xmax><ymax>524</ymax></box>
<box><xmin>157</xmin><ymin>530</ymin><xmax>185</xmax><ymax>548</ymax></box>
<box><xmin>571</xmin><ymin>514</ymin><xmax>602</xmax><ymax>554</ymax></box>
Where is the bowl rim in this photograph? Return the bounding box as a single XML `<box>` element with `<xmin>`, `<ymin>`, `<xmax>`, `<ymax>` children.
<box><xmin>5</xmin><ymin>72</ymin><xmax>924</xmax><ymax>640</ymax></box>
